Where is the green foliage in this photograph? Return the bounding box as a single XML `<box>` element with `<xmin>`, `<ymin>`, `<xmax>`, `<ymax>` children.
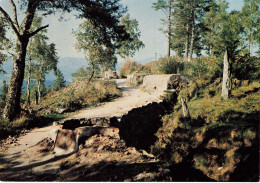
<box><xmin>204</xmin><ymin>1</ymin><xmax>244</xmax><ymax>57</ymax></box>
<box><xmin>32</xmin><ymin>79</ymin><xmax>122</xmax><ymax>115</ymax></box>
<box><xmin>241</xmin><ymin>0</ymin><xmax>260</xmax><ymax>54</ymax></box>
<box><xmin>0</xmin><ymin>80</ymin><xmax>8</xmax><ymax>101</ymax></box>
<box><xmin>152</xmin><ymin>81</ymin><xmax>259</xmax><ymax>181</ymax></box>
<box><xmin>232</xmin><ymin>55</ymin><xmax>260</xmax><ymax>80</ymax></box>
<box><xmin>53</xmin><ymin>69</ymin><xmax>66</xmax><ymax>91</ymax></box>
<box><xmin>170</xmin><ymin>0</ymin><xmax>213</xmax><ymax>58</ymax></box>
<box><xmin>75</xmin><ymin>20</ymin><xmax>117</xmax><ymax>78</ymax></box>
<box><xmin>159</xmin><ymin>57</ymin><xmax>185</xmax><ymax>74</ymax></box>
<box><xmin>117</xmin><ymin>13</ymin><xmax>145</xmax><ymax>58</ymax></box>
<box><xmin>0</xmin><ymin>17</ymin><xmax>11</xmax><ymax>66</ymax></box>
<box><xmin>186</xmin><ymin>57</ymin><xmax>222</xmax><ymax>82</ymax></box>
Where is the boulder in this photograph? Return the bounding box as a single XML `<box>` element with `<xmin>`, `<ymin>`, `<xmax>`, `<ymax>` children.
<box><xmin>127</xmin><ymin>74</ymin><xmax>145</xmax><ymax>86</ymax></box>
<box><xmin>143</xmin><ymin>74</ymin><xmax>189</xmax><ymax>95</ymax></box>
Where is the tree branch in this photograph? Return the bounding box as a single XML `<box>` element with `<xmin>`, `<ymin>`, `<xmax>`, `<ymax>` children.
<box><xmin>0</xmin><ymin>6</ymin><xmax>20</xmax><ymax>37</ymax></box>
<box><xmin>9</xmin><ymin>0</ymin><xmax>19</xmax><ymax>30</ymax></box>
<box><xmin>29</xmin><ymin>25</ymin><xmax>49</xmax><ymax>37</ymax></box>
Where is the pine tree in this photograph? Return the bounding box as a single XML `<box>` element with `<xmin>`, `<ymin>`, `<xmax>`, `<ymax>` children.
<box><xmin>53</xmin><ymin>70</ymin><xmax>66</xmax><ymax>91</ymax></box>
<box><xmin>1</xmin><ymin>80</ymin><xmax>8</xmax><ymax>101</ymax></box>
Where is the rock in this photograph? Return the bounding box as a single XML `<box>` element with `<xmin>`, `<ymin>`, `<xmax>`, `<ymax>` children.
<box><xmin>104</xmin><ymin>69</ymin><xmax>118</xmax><ymax>79</ymax></box>
<box><xmin>134</xmin><ymin>172</ymin><xmax>156</xmax><ymax>181</ymax></box>
<box><xmin>56</xmin><ymin>107</ymin><xmax>68</xmax><ymax>114</ymax></box>
<box><xmin>143</xmin><ymin>74</ymin><xmax>189</xmax><ymax>96</ymax></box>
<box><xmin>62</xmin><ymin>119</ymin><xmax>81</xmax><ymax>130</ymax></box>
<box><xmin>241</xmin><ymin>80</ymin><xmax>250</xmax><ymax>86</ymax></box>
<box><xmin>140</xmin><ymin>149</ymin><xmax>155</xmax><ymax>159</ymax></box>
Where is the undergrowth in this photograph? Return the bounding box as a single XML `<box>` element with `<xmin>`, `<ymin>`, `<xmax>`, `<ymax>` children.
<box><xmin>152</xmin><ymin>81</ymin><xmax>260</xmax><ymax>181</ymax></box>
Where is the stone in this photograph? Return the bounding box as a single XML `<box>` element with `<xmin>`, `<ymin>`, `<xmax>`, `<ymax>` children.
<box><xmin>241</xmin><ymin>80</ymin><xmax>250</xmax><ymax>86</ymax></box>
<box><xmin>104</xmin><ymin>69</ymin><xmax>118</xmax><ymax>79</ymax></box>
<box><xmin>143</xmin><ymin>74</ymin><xmax>189</xmax><ymax>96</ymax></box>
<box><xmin>62</xmin><ymin>119</ymin><xmax>81</xmax><ymax>130</ymax></box>
<box><xmin>56</xmin><ymin>107</ymin><xmax>68</xmax><ymax>114</ymax></box>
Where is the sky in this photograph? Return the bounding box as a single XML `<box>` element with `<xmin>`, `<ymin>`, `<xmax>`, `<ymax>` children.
<box><xmin>0</xmin><ymin>0</ymin><xmax>245</xmax><ymax>63</ymax></box>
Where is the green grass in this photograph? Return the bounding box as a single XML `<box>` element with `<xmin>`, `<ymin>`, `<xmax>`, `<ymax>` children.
<box><xmin>151</xmin><ymin>81</ymin><xmax>259</xmax><ymax>181</ymax></box>
<box><xmin>31</xmin><ymin>79</ymin><xmax>122</xmax><ymax>115</ymax></box>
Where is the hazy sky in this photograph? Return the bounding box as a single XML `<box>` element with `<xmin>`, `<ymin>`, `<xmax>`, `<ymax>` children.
<box><xmin>0</xmin><ymin>0</ymin><xmax>244</xmax><ymax>63</ymax></box>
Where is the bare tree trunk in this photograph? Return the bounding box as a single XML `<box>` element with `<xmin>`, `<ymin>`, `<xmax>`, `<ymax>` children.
<box><xmin>3</xmin><ymin>38</ymin><xmax>29</xmax><ymax>121</ymax></box>
<box><xmin>36</xmin><ymin>80</ymin><xmax>41</xmax><ymax>103</ymax></box>
<box><xmin>26</xmin><ymin>57</ymin><xmax>32</xmax><ymax>105</ymax></box>
<box><xmin>88</xmin><ymin>62</ymin><xmax>95</xmax><ymax>83</ymax></box>
<box><xmin>221</xmin><ymin>49</ymin><xmax>232</xmax><ymax>99</ymax></box>
<box><xmin>184</xmin><ymin>23</ymin><xmax>190</xmax><ymax>61</ymax></box>
<box><xmin>167</xmin><ymin>0</ymin><xmax>172</xmax><ymax>61</ymax></box>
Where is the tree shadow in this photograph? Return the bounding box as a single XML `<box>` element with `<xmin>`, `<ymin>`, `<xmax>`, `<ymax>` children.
<box><xmin>57</xmin><ymin>160</ymin><xmax>163</xmax><ymax>181</ymax></box>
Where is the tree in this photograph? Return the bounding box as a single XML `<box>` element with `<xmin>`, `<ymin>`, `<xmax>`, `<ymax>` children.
<box><xmin>75</xmin><ymin>20</ymin><xmax>117</xmax><ymax>81</ymax></box>
<box><xmin>116</xmin><ymin>13</ymin><xmax>145</xmax><ymax>58</ymax></box>
<box><xmin>204</xmin><ymin>1</ymin><xmax>244</xmax><ymax>99</ymax></box>
<box><xmin>0</xmin><ymin>16</ymin><xmax>11</xmax><ymax>71</ymax></box>
<box><xmin>241</xmin><ymin>0</ymin><xmax>260</xmax><ymax>55</ymax></box>
<box><xmin>25</xmin><ymin>17</ymin><xmax>59</xmax><ymax>105</ymax></box>
<box><xmin>53</xmin><ymin>69</ymin><xmax>66</xmax><ymax>91</ymax></box>
<box><xmin>153</xmin><ymin>0</ymin><xmax>174</xmax><ymax>58</ymax></box>
<box><xmin>0</xmin><ymin>0</ymin><xmax>130</xmax><ymax>121</ymax></box>
<box><xmin>75</xmin><ymin>13</ymin><xmax>143</xmax><ymax>81</ymax></box>
<box><xmin>171</xmin><ymin>0</ymin><xmax>213</xmax><ymax>61</ymax></box>
<box><xmin>0</xmin><ymin>80</ymin><xmax>8</xmax><ymax>101</ymax></box>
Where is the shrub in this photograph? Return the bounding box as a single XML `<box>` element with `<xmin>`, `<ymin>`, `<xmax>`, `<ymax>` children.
<box><xmin>159</xmin><ymin>57</ymin><xmax>185</xmax><ymax>74</ymax></box>
<box><xmin>232</xmin><ymin>55</ymin><xmax>260</xmax><ymax>81</ymax></box>
<box><xmin>119</xmin><ymin>58</ymin><xmax>143</xmax><ymax>77</ymax></box>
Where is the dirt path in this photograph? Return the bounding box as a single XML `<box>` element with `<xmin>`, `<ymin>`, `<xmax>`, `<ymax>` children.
<box><xmin>3</xmin><ymin>79</ymin><xmax>161</xmax><ymax>155</ymax></box>
<box><xmin>0</xmin><ymin>79</ymin><xmax>167</xmax><ymax>181</ymax></box>
<box><xmin>63</xmin><ymin>79</ymin><xmax>161</xmax><ymax>120</ymax></box>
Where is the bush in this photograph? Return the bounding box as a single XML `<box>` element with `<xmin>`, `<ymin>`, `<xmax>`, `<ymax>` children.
<box><xmin>159</xmin><ymin>57</ymin><xmax>185</xmax><ymax>74</ymax></box>
<box><xmin>185</xmin><ymin>57</ymin><xmax>222</xmax><ymax>83</ymax></box>
<box><xmin>119</xmin><ymin>58</ymin><xmax>143</xmax><ymax>77</ymax></box>
<box><xmin>232</xmin><ymin>55</ymin><xmax>260</xmax><ymax>81</ymax></box>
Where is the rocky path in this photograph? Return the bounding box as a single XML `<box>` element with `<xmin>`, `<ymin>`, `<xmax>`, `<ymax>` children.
<box><xmin>0</xmin><ymin>79</ymin><xmax>168</xmax><ymax>181</ymax></box>
<box><xmin>63</xmin><ymin>79</ymin><xmax>161</xmax><ymax>120</ymax></box>
<box><xmin>3</xmin><ymin>79</ymin><xmax>161</xmax><ymax>155</ymax></box>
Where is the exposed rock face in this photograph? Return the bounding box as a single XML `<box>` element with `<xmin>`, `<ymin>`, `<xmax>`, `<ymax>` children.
<box><xmin>119</xmin><ymin>99</ymin><xmax>177</xmax><ymax>152</ymax></box>
<box><xmin>127</xmin><ymin>74</ymin><xmax>145</xmax><ymax>86</ymax></box>
<box><xmin>143</xmin><ymin>74</ymin><xmax>189</xmax><ymax>96</ymax></box>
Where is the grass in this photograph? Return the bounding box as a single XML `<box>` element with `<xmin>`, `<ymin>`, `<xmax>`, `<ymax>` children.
<box><xmin>188</xmin><ymin>81</ymin><xmax>260</xmax><ymax>123</ymax></box>
<box><xmin>151</xmin><ymin>80</ymin><xmax>259</xmax><ymax>181</ymax></box>
<box><xmin>31</xmin><ymin>79</ymin><xmax>122</xmax><ymax>115</ymax></box>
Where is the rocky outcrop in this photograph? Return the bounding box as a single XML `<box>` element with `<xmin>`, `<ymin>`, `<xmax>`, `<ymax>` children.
<box><xmin>143</xmin><ymin>74</ymin><xmax>189</xmax><ymax>96</ymax></box>
<box><xmin>119</xmin><ymin>96</ymin><xmax>177</xmax><ymax>152</ymax></box>
<box><xmin>127</xmin><ymin>74</ymin><xmax>145</xmax><ymax>86</ymax></box>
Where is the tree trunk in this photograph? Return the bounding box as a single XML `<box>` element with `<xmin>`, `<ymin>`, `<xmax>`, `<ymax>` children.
<box><xmin>3</xmin><ymin>38</ymin><xmax>29</xmax><ymax>121</ymax></box>
<box><xmin>184</xmin><ymin>23</ymin><xmax>190</xmax><ymax>61</ymax></box>
<box><xmin>188</xmin><ymin>14</ymin><xmax>195</xmax><ymax>62</ymax></box>
<box><xmin>36</xmin><ymin>80</ymin><xmax>41</xmax><ymax>103</ymax></box>
<box><xmin>167</xmin><ymin>0</ymin><xmax>172</xmax><ymax>61</ymax></box>
<box><xmin>221</xmin><ymin>49</ymin><xmax>232</xmax><ymax>99</ymax></box>
<box><xmin>26</xmin><ymin>57</ymin><xmax>32</xmax><ymax>105</ymax></box>
<box><xmin>88</xmin><ymin>70</ymin><xmax>95</xmax><ymax>83</ymax></box>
